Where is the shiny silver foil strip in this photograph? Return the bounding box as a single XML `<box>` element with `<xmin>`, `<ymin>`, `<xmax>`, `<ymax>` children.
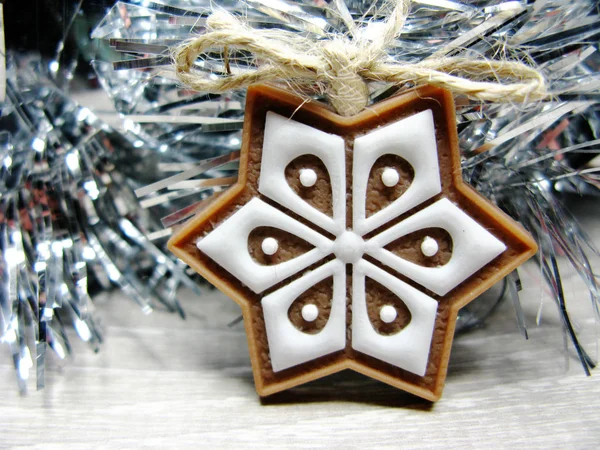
<box><xmin>0</xmin><ymin>54</ymin><xmax>202</xmax><ymax>393</ymax></box>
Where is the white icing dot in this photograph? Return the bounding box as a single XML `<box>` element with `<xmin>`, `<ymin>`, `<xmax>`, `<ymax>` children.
<box><xmin>333</xmin><ymin>231</ymin><xmax>364</xmax><ymax>264</ymax></box>
<box><xmin>301</xmin><ymin>304</ymin><xmax>319</xmax><ymax>322</ymax></box>
<box><xmin>381</xmin><ymin>167</ymin><xmax>400</xmax><ymax>187</ymax></box>
<box><xmin>261</xmin><ymin>237</ymin><xmax>279</xmax><ymax>256</ymax></box>
<box><xmin>421</xmin><ymin>236</ymin><xmax>439</xmax><ymax>257</ymax></box>
<box><xmin>379</xmin><ymin>305</ymin><xmax>397</xmax><ymax>323</ymax></box>
<box><xmin>299</xmin><ymin>168</ymin><xmax>317</xmax><ymax>187</ymax></box>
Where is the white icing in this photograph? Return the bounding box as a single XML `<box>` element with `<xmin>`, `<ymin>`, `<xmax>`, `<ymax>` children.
<box><xmin>261</xmin><ymin>237</ymin><xmax>279</xmax><ymax>256</ymax></box>
<box><xmin>420</xmin><ymin>236</ymin><xmax>438</xmax><ymax>257</ymax></box>
<box><xmin>299</xmin><ymin>168</ymin><xmax>317</xmax><ymax>187</ymax></box>
<box><xmin>366</xmin><ymin>198</ymin><xmax>507</xmax><ymax>296</ymax></box>
<box><xmin>333</xmin><ymin>231</ymin><xmax>364</xmax><ymax>264</ymax></box>
<box><xmin>352</xmin><ymin>260</ymin><xmax>437</xmax><ymax>376</ymax></box>
<box><xmin>381</xmin><ymin>167</ymin><xmax>399</xmax><ymax>187</ymax></box>
<box><xmin>196</xmin><ymin>198</ymin><xmax>333</xmax><ymax>294</ymax></box>
<box><xmin>353</xmin><ymin>109</ymin><xmax>442</xmax><ymax>236</ymax></box>
<box><xmin>197</xmin><ymin>108</ymin><xmax>510</xmax><ymax>375</ymax></box>
<box><xmin>379</xmin><ymin>305</ymin><xmax>397</xmax><ymax>323</ymax></box>
<box><xmin>259</xmin><ymin>112</ymin><xmax>346</xmax><ymax>235</ymax></box>
<box><xmin>301</xmin><ymin>304</ymin><xmax>319</xmax><ymax>322</ymax></box>
<box><xmin>262</xmin><ymin>260</ymin><xmax>346</xmax><ymax>372</ymax></box>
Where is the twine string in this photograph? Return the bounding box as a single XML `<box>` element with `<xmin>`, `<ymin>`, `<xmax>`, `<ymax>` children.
<box><xmin>174</xmin><ymin>0</ymin><xmax>548</xmax><ymax>116</ymax></box>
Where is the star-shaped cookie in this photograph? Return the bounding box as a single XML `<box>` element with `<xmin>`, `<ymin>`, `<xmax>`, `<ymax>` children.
<box><xmin>168</xmin><ymin>84</ymin><xmax>537</xmax><ymax>400</ymax></box>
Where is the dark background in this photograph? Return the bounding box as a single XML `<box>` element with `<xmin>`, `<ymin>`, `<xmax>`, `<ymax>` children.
<box><xmin>4</xmin><ymin>0</ymin><xmax>113</xmax><ymax>52</ymax></box>
<box><xmin>3</xmin><ymin>0</ymin><xmax>116</xmax><ymax>72</ymax></box>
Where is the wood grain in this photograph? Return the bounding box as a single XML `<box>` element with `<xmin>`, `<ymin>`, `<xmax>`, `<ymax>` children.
<box><xmin>2</xmin><ymin>252</ymin><xmax>599</xmax><ymax>449</ymax></box>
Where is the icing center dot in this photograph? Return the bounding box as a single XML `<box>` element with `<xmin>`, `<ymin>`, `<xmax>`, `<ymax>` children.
<box><xmin>333</xmin><ymin>231</ymin><xmax>364</xmax><ymax>264</ymax></box>
<box><xmin>261</xmin><ymin>237</ymin><xmax>279</xmax><ymax>255</ymax></box>
<box><xmin>379</xmin><ymin>305</ymin><xmax>397</xmax><ymax>323</ymax></box>
<box><xmin>299</xmin><ymin>168</ymin><xmax>317</xmax><ymax>187</ymax></box>
<box><xmin>420</xmin><ymin>236</ymin><xmax>439</xmax><ymax>257</ymax></box>
<box><xmin>381</xmin><ymin>167</ymin><xmax>400</xmax><ymax>187</ymax></box>
<box><xmin>301</xmin><ymin>304</ymin><xmax>319</xmax><ymax>322</ymax></box>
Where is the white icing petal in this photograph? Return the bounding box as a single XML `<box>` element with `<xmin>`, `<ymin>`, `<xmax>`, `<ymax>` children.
<box><xmin>353</xmin><ymin>109</ymin><xmax>442</xmax><ymax>236</ymax></box>
<box><xmin>420</xmin><ymin>236</ymin><xmax>438</xmax><ymax>257</ymax></box>
<box><xmin>299</xmin><ymin>168</ymin><xmax>317</xmax><ymax>187</ymax></box>
<box><xmin>381</xmin><ymin>167</ymin><xmax>400</xmax><ymax>187</ymax></box>
<box><xmin>197</xmin><ymin>108</ymin><xmax>509</xmax><ymax>376</ymax></box>
<box><xmin>352</xmin><ymin>260</ymin><xmax>437</xmax><ymax>376</ymax></box>
<box><xmin>366</xmin><ymin>198</ymin><xmax>507</xmax><ymax>296</ymax></box>
<box><xmin>262</xmin><ymin>260</ymin><xmax>346</xmax><ymax>372</ymax></box>
<box><xmin>259</xmin><ymin>112</ymin><xmax>346</xmax><ymax>234</ymax></box>
<box><xmin>196</xmin><ymin>198</ymin><xmax>333</xmax><ymax>294</ymax></box>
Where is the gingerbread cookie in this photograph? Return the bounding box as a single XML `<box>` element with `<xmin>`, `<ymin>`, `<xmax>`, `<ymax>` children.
<box><xmin>168</xmin><ymin>84</ymin><xmax>537</xmax><ymax>400</ymax></box>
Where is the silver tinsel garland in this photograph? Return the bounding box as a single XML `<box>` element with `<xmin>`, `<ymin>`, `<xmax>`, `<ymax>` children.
<box><xmin>0</xmin><ymin>55</ymin><xmax>200</xmax><ymax>393</ymax></box>
<box><xmin>1</xmin><ymin>0</ymin><xmax>599</xmax><ymax>392</ymax></box>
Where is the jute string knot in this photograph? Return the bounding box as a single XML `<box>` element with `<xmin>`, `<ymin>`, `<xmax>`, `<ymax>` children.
<box><xmin>320</xmin><ymin>39</ymin><xmax>372</xmax><ymax>115</ymax></box>
<box><xmin>174</xmin><ymin>0</ymin><xmax>548</xmax><ymax>116</ymax></box>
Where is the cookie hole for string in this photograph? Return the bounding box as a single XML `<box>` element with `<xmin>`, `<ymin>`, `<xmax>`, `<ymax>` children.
<box><xmin>285</xmin><ymin>154</ymin><xmax>333</xmax><ymax>217</ymax></box>
<box><xmin>365</xmin><ymin>154</ymin><xmax>415</xmax><ymax>218</ymax></box>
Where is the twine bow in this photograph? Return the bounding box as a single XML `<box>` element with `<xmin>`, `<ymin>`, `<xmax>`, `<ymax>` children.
<box><xmin>174</xmin><ymin>0</ymin><xmax>548</xmax><ymax>116</ymax></box>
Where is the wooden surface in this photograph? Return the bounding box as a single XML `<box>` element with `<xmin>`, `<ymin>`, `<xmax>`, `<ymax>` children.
<box><xmin>1</xmin><ymin>195</ymin><xmax>599</xmax><ymax>449</ymax></box>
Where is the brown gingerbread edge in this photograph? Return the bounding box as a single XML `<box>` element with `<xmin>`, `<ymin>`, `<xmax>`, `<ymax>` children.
<box><xmin>168</xmin><ymin>84</ymin><xmax>538</xmax><ymax>401</ymax></box>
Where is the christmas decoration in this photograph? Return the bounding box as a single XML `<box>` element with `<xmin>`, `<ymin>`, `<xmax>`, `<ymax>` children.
<box><xmin>169</xmin><ymin>84</ymin><xmax>537</xmax><ymax>399</ymax></box>
<box><xmin>1</xmin><ymin>0</ymin><xmax>598</xmax><ymax>397</ymax></box>
<box><xmin>91</xmin><ymin>0</ymin><xmax>599</xmax><ymax>389</ymax></box>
